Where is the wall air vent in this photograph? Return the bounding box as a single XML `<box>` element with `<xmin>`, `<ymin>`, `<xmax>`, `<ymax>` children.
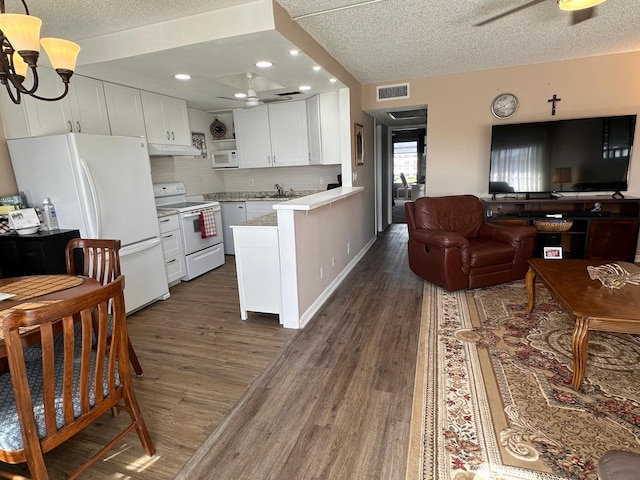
<box><xmin>377</xmin><ymin>83</ymin><xmax>410</xmax><ymax>102</ymax></box>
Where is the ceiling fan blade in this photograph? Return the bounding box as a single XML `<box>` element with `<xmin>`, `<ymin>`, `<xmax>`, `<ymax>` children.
<box><xmin>473</xmin><ymin>0</ymin><xmax>546</xmax><ymax>26</ymax></box>
<box><xmin>569</xmin><ymin>6</ymin><xmax>595</xmax><ymax>25</ymax></box>
<box><xmin>216</xmin><ymin>96</ymin><xmax>243</xmax><ymax>102</ymax></box>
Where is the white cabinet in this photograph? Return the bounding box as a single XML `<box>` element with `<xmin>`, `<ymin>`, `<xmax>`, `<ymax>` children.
<box><xmin>140</xmin><ymin>91</ymin><xmax>191</xmax><ymax>146</ymax></box>
<box><xmin>0</xmin><ymin>69</ymin><xmax>111</xmax><ymax>139</ymax></box>
<box><xmin>158</xmin><ymin>214</ymin><xmax>186</xmax><ymax>286</ymax></box>
<box><xmin>306</xmin><ymin>92</ymin><xmax>342</xmax><ymax>165</ymax></box>
<box><xmin>232</xmin><ymin>224</ymin><xmax>281</xmax><ymax>320</ymax></box>
<box><xmin>220</xmin><ymin>201</ymin><xmax>246</xmax><ymax>255</ymax></box>
<box><xmin>104</xmin><ymin>83</ymin><xmax>146</xmax><ymax>137</ymax></box>
<box><xmin>233</xmin><ymin>101</ymin><xmax>309</xmax><ymax>168</ymax></box>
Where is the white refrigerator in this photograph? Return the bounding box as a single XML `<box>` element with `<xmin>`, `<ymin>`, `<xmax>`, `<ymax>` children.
<box><xmin>7</xmin><ymin>133</ymin><xmax>169</xmax><ymax>313</ymax></box>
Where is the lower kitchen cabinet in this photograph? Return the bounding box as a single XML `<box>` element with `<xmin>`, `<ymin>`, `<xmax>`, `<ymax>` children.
<box><xmin>232</xmin><ymin>223</ymin><xmax>281</xmax><ymax>321</ymax></box>
<box><xmin>158</xmin><ymin>214</ymin><xmax>186</xmax><ymax>286</ymax></box>
<box><xmin>0</xmin><ymin>229</ymin><xmax>80</xmax><ymax>277</ymax></box>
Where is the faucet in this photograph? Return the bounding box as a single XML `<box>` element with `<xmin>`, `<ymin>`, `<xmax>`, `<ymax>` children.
<box><xmin>275</xmin><ymin>184</ymin><xmax>284</xmax><ymax>196</ymax></box>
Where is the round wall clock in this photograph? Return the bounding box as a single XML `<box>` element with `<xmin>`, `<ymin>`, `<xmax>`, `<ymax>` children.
<box><xmin>210</xmin><ymin>118</ymin><xmax>227</xmax><ymax>139</ymax></box>
<box><xmin>491</xmin><ymin>93</ymin><xmax>518</xmax><ymax>119</ymax></box>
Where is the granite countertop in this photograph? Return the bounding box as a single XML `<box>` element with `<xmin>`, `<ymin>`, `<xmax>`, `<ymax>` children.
<box><xmin>156</xmin><ymin>209</ymin><xmax>179</xmax><ymax>218</ymax></box>
<box><xmin>204</xmin><ymin>190</ymin><xmax>321</xmax><ymax>202</ymax></box>
<box><xmin>232</xmin><ymin>212</ymin><xmax>278</xmax><ymax>227</ymax></box>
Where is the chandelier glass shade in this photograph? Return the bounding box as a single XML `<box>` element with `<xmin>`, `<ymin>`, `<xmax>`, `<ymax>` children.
<box><xmin>557</xmin><ymin>0</ymin><xmax>606</xmax><ymax>11</ymax></box>
<box><xmin>0</xmin><ymin>0</ymin><xmax>80</xmax><ymax>104</ymax></box>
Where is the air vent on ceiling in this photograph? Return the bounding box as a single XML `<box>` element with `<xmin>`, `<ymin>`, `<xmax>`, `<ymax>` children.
<box><xmin>388</xmin><ymin>109</ymin><xmax>424</xmax><ymax>120</ymax></box>
<box><xmin>377</xmin><ymin>83</ymin><xmax>410</xmax><ymax>102</ymax></box>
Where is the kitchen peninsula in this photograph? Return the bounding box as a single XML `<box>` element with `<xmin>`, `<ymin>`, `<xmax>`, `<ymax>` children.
<box><xmin>231</xmin><ymin>186</ymin><xmax>366</xmax><ymax>329</ymax></box>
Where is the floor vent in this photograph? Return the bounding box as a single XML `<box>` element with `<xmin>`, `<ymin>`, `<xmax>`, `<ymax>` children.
<box><xmin>377</xmin><ymin>83</ymin><xmax>410</xmax><ymax>101</ymax></box>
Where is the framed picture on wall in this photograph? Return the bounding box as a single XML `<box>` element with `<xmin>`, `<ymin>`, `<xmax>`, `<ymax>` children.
<box><xmin>354</xmin><ymin>123</ymin><xmax>364</xmax><ymax>166</ymax></box>
<box><xmin>191</xmin><ymin>131</ymin><xmax>207</xmax><ymax>158</ymax></box>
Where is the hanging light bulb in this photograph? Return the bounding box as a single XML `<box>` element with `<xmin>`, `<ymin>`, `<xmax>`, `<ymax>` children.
<box><xmin>0</xmin><ymin>1</ymin><xmax>80</xmax><ymax>104</ymax></box>
<box><xmin>557</xmin><ymin>0</ymin><xmax>606</xmax><ymax>11</ymax></box>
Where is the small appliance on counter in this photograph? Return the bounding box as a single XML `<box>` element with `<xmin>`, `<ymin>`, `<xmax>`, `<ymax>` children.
<box><xmin>7</xmin><ymin>208</ymin><xmax>41</xmax><ymax>235</ymax></box>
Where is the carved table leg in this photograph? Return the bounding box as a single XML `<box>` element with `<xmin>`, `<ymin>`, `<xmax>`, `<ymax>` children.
<box><xmin>571</xmin><ymin>316</ymin><xmax>590</xmax><ymax>390</ymax></box>
<box><xmin>525</xmin><ymin>267</ymin><xmax>536</xmax><ymax>313</ymax></box>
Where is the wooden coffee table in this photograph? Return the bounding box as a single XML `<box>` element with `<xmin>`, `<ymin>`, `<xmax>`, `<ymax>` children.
<box><xmin>526</xmin><ymin>258</ymin><xmax>640</xmax><ymax>390</ymax></box>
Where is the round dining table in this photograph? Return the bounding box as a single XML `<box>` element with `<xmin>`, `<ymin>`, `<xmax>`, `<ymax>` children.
<box><xmin>0</xmin><ymin>274</ymin><xmax>101</xmax><ymax>362</ymax></box>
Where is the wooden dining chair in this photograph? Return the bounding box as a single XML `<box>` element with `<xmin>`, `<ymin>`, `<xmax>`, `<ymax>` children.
<box><xmin>65</xmin><ymin>238</ymin><xmax>144</xmax><ymax>376</ymax></box>
<box><xmin>0</xmin><ymin>276</ymin><xmax>155</xmax><ymax>479</ymax></box>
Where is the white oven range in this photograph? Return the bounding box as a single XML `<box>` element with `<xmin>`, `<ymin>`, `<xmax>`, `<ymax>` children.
<box><xmin>154</xmin><ymin>182</ymin><xmax>224</xmax><ymax>281</ymax></box>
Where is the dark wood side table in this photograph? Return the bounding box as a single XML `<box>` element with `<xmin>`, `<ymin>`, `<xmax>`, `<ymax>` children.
<box><xmin>0</xmin><ymin>229</ymin><xmax>80</xmax><ymax>278</ymax></box>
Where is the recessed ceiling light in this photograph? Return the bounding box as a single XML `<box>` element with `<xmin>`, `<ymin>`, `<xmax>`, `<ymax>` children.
<box><xmin>329</xmin><ymin>78</ymin><xmax>337</xmax><ymax>83</ymax></box>
<box><xmin>174</xmin><ymin>73</ymin><xmax>191</xmax><ymax>80</ymax></box>
<box><xmin>289</xmin><ymin>49</ymin><xmax>300</xmax><ymax>56</ymax></box>
<box><xmin>312</xmin><ymin>66</ymin><xmax>322</xmax><ymax>72</ymax></box>
<box><xmin>299</xmin><ymin>85</ymin><xmax>312</xmax><ymax>91</ymax></box>
<box><xmin>234</xmin><ymin>92</ymin><xmax>247</xmax><ymax>98</ymax></box>
<box><xmin>255</xmin><ymin>61</ymin><xmax>273</xmax><ymax>68</ymax></box>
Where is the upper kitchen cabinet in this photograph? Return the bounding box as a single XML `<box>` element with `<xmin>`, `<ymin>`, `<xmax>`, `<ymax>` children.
<box><xmin>307</xmin><ymin>91</ymin><xmax>342</xmax><ymax>165</ymax></box>
<box><xmin>104</xmin><ymin>83</ymin><xmax>146</xmax><ymax>137</ymax></box>
<box><xmin>140</xmin><ymin>91</ymin><xmax>191</xmax><ymax>146</ymax></box>
<box><xmin>0</xmin><ymin>69</ymin><xmax>111</xmax><ymax>139</ymax></box>
<box><xmin>234</xmin><ymin>101</ymin><xmax>309</xmax><ymax>169</ymax></box>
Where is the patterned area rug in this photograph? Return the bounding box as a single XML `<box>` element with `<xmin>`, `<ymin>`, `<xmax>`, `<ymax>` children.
<box><xmin>406</xmin><ymin>280</ymin><xmax>640</xmax><ymax>480</ymax></box>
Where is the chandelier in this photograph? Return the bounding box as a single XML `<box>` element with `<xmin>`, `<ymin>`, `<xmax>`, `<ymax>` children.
<box><xmin>0</xmin><ymin>0</ymin><xmax>80</xmax><ymax>104</ymax></box>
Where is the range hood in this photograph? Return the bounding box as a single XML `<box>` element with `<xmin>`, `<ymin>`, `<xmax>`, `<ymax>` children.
<box><xmin>148</xmin><ymin>143</ymin><xmax>202</xmax><ymax>157</ymax></box>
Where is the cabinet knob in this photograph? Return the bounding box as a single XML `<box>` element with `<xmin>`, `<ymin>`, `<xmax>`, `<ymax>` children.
<box><xmin>76</xmin><ymin>121</ymin><xmax>81</xmax><ymax>133</ymax></box>
<box><xmin>166</xmin><ymin>131</ymin><xmax>170</xmax><ymax>140</ymax></box>
<box><xmin>67</xmin><ymin>121</ymin><xmax>73</xmax><ymax>132</ymax></box>
<box><xmin>171</xmin><ymin>131</ymin><xmax>175</xmax><ymax>141</ymax></box>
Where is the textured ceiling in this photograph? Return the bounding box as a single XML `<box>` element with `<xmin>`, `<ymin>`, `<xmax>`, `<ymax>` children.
<box><xmin>11</xmin><ymin>0</ymin><xmax>640</xmax><ymax>115</ymax></box>
<box><xmin>276</xmin><ymin>0</ymin><xmax>640</xmax><ymax>84</ymax></box>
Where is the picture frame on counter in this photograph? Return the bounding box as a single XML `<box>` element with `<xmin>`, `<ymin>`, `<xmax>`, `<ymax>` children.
<box><xmin>543</xmin><ymin>246</ymin><xmax>563</xmax><ymax>259</ymax></box>
<box><xmin>354</xmin><ymin>123</ymin><xmax>364</xmax><ymax>166</ymax></box>
<box><xmin>191</xmin><ymin>131</ymin><xmax>207</xmax><ymax>158</ymax></box>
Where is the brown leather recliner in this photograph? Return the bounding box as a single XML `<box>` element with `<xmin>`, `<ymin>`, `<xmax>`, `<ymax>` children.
<box><xmin>405</xmin><ymin>195</ymin><xmax>537</xmax><ymax>291</ymax></box>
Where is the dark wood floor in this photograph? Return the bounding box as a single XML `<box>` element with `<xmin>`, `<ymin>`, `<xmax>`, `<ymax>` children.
<box><xmin>2</xmin><ymin>223</ymin><xmax>423</xmax><ymax>479</ymax></box>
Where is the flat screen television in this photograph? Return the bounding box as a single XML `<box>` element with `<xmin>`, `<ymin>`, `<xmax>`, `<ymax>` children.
<box><xmin>488</xmin><ymin>115</ymin><xmax>636</xmax><ymax>199</ymax></box>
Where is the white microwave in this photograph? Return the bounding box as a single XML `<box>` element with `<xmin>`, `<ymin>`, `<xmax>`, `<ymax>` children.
<box><xmin>211</xmin><ymin>149</ymin><xmax>238</xmax><ymax>168</ymax></box>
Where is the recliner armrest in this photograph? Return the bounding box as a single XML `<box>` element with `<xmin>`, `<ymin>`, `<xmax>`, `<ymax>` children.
<box><xmin>479</xmin><ymin>222</ymin><xmax>537</xmax><ymax>248</ymax></box>
<box><xmin>410</xmin><ymin>229</ymin><xmax>470</xmax><ymax>249</ymax></box>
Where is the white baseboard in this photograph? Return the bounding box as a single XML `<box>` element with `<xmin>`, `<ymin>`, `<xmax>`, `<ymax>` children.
<box><xmin>297</xmin><ymin>235</ymin><xmax>377</xmax><ymax>328</ymax></box>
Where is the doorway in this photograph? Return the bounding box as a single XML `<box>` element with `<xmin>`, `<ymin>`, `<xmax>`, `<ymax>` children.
<box><xmin>367</xmin><ymin>105</ymin><xmax>427</xmax><ymax>228</ymax></box>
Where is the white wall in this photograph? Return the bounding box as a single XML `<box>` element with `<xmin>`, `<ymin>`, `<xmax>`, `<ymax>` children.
<box><xmin>363</xmin><ymin>51</ymin><xmax>640</xmax><ymax>198</ymax></box>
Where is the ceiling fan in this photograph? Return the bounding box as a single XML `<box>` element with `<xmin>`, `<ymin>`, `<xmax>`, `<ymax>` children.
<box><xmin>473</xmin><ymin>0</ymin><xmax>605</xmax><ymax>27</ymax></box>
<box><xmin>217</xmin><ymin>72</ymin><xmax>293</xmax><ymax>108</ymax></box>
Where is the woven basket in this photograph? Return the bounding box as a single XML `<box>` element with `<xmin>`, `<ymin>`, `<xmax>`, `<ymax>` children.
<box><xmin>533</xmin><ymin>219</ymin><xmax>573</xmax><ymax>232</ymax></box>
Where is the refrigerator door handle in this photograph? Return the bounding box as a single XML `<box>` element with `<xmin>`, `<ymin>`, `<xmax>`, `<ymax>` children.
<box><xmin>80</xmin><ymin>158</ymin><xmax>102</xmax><ymax>238</ymax></box>
<box><xmin>120</xmin><ymin>237</ymin><xmax>161</xmax><ymax>256</ymax></box>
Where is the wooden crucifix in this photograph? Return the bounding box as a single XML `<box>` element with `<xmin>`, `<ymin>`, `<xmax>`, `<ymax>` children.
<box><xmin>548</xmin><ymin>94</ymin><xmax>561</xmax><ymax>116</ymax></box>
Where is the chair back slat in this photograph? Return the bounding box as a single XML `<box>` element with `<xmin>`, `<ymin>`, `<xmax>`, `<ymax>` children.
<box><xmin>65</xmin><ymin>239</ymin><xmax>122</xmax><ymax>286</ymax></box>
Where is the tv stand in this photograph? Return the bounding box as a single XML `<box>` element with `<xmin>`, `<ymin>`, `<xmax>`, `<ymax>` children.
<box><xmin>525</xmin><ymin>192</ymin><xmax>555</xmax><ymax>200</ymax></box>
<box><xmin>612</xmin><ymin>190</ymin><xmax>625</xmax><ymax>199</ymax></box>
<box><xmin>482</xmin><ymin>196</ymin><xmax>640</xmax><ymax>261</ymax></box>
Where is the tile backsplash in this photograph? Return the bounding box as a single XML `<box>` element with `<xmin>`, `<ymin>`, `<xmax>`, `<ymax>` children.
<box><xmin>150</xmin><ymin>156</ymin><xmax>341</xmax><ymax>196</ymax></box>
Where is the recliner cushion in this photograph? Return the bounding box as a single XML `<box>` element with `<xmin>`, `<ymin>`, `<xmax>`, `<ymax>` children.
<box><xmin>412</xmin><ymin>195</ymin><xmax>484</xmax><ymax>238</ymax></box>
<box><xmin>468</xmin><ymin>238</ymin><xmax>515</xmax><ymax>268</ymax></box>
<box><xmin>597</xmin><ymin>450</ymin><xmax>640</xmax><ymax>480</ymax></box>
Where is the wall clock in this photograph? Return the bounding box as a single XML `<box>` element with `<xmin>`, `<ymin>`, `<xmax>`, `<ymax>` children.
<box><xmin>210</xmin><ymin>118</ymin><xmax>227</xmax><ymax>139</ymax></box>
<box><xmin>491</xmin><ymin>93</ymin><xmax>518</xmax><ymax>119</ymax></box>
